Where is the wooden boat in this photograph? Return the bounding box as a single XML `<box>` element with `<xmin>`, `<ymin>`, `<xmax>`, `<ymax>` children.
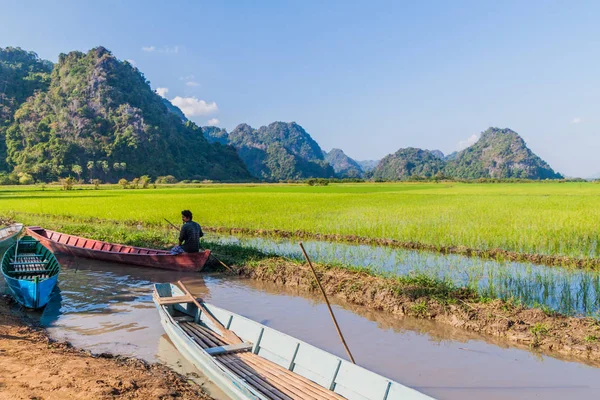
<box><xmin>1</xmin><ymin>236</ymin><xmax>60</xmax><ymax>309</ymax></box>
<box><xmin>26</xmin><ymin>226</ymin><xmax>210</xmax><ymax>271</ymax></box>
<box><xmin>0</xmin><ymin>223</ymin><xmax>24</xmax><ymax>251</ymax></box>
<box><xmin>153</xmin><ymin>282</ymin><xmax>434</xmax><ymax>400</ymax></box>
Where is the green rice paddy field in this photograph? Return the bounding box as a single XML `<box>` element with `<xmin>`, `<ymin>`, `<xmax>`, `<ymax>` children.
<box><xmin>1</xmin><ymin>182</ymin><xmax>599</xmax><ymax>259</ymax></box>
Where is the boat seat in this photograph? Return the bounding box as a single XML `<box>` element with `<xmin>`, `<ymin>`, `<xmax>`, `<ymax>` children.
<box><xmin>205</xmin><ymin>343</ymin><xmax>253</xmax><ymax>356</ymax></box>
<box><xmin>10</xmin><ymin>261</ymin><xmax>49</xmax><ymax>266</ymax></box>
<box><xmin>7</xmin><ymin>270</ymin><xmax>51</xmax><ymax>275</ymax></box>
<box><xmin>173</xmin><ymin>316</ymin><xmax>195</xmax><ymax>322</ymax></box>
<box><xmin>155</xmin><ymin>295</ymin><xmax>195</xmax><ymax>305</ymax></box>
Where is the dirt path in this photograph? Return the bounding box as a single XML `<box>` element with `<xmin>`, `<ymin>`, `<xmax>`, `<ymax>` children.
<box><xmin>0</xmin><ymin>297</ymin><xmax>210</xmax><ymax>400</ymax></box>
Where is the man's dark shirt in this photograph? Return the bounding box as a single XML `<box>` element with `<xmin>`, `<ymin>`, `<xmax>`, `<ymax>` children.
<box><xmin>179</xmin><ymin>221</ymin><xmax>203</xmax><ymax>253</ymax></box>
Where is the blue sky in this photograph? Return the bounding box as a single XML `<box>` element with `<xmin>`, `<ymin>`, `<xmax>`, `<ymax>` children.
<box><xmin>1</xmin><ymin>0</ymin><xmax>598</xmax><ymax>177</ymax></box>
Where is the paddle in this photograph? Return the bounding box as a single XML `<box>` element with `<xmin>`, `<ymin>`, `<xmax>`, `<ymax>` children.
<box><xmin>299</xmin><ymin>242</ymin><xmax>356</xmax><ymax>364</ymax></box>
<box><xmin>176</xmin><ymin>280</ymin><xmax>242</xmax><ymax>344</ymax></box>
<box><xmin>164</xmin><ymin>218</ymin><xmax>235</xmax><ymax>273</ymax></box>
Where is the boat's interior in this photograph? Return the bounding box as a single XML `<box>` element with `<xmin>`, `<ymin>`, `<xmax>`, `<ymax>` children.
<box><xmin>29</xmin><ymin>227</ymin><xmax>170</xmax><ymax>255</ymax></box>
<box><xmin>155</xmin><ymin>283</ymin><xmax>353</xmax><ymax>400</ymax></box>
<box><xmin>2</xmin><ymin>237</ymin><xmax>60</xmax><ymax>281</ymax></box>
<box><xmin>178</xmin><ymin>316</ymin><xmax>344</xmax><ymax>400</ymax></box>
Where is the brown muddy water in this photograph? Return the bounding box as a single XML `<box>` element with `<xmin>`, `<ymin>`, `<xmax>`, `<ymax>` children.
<box><xmin>5</xmin><ymin>255</ymin><xmax>600</xmax><ymax>400</ymax></box>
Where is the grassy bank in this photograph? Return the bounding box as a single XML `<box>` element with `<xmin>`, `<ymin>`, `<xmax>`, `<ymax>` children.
<box><xmin>0</xmin><ymin>182</ymin><xmax>599</xmax><ymax>259</ymax></box>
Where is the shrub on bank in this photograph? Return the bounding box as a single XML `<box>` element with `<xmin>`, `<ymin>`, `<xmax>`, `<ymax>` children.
<box><xmin>155</xmin><ymin>175</ymin><xmax>178</xmax><ymax>184</ymax></box>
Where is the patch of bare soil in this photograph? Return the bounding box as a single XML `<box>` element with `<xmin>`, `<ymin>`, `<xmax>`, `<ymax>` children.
<box><xmin>241</xmin><ymin>259</ymin><xmax>600</xmax><ymax>364</ymax></box>
<box><xmin>0</xmin><ymin>297</ymin><xmax>209</xmax><ymax>400</ymax></box>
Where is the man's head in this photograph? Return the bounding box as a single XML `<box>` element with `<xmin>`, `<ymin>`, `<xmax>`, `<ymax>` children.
<box><xmin>181</xmin><ymin>210</ymin><xmax>193</xmax><ymax>222</ymax></box>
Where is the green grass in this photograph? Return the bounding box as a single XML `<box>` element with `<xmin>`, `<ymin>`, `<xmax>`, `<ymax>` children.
<box><xmin>1</xmin><ymin>181</ymin><xmax>599</xmax><ymax>258</ymax></box>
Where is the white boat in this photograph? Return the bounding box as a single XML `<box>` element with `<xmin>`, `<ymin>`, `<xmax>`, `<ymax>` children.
<box><xmin>0</xmin><ymin>223</ymin><xmax>23</xmax><ymax>251</ymax></box>
<box><xmin>153</xmin><ymin>282</ymin><xmax>434</xmax><ymax>400</ymax></box>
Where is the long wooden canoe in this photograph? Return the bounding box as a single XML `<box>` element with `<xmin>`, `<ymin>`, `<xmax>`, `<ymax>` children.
<box><xmin>154</xmin><ymin>282</ymin><xmax>434</xmax><ymax>400</ymax></box>
<box><xmin>1</xmin><ymin>236</ymin><xmax>60</xmax><ymax>309</ymax></box>
<box><xmin>0</xmin><ymin>223</ymin><xmax>24</xmax><ymax>251</ymax></box>
<box><xmin>26</xmin><ymin>227</ymin><xmax>210</xmax><ymax>272</ymax></box>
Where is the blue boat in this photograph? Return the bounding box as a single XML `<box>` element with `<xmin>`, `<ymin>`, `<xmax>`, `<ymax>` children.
<box><xmin>1</xmin><ymin>236</ymin><xmax>60</xmax><ymax>309</ymax></box>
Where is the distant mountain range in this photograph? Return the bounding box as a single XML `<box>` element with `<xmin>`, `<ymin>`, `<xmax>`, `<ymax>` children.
<box><xmin>372</xmin><ymin>148</ymin><xmax>445</xmax><ymax>180</ymax></box>
<box><xmin>356</xmin><ymin>159</ymin><xmax>379</xmax><ymax>173</ymax></box>
<box><xmin>323</xmin><ymin>149</ymin><xmax>362</xmax><ymax>178</ymax></box>
<box><xmin>445</xmin><ymin>128</ymin><xmax>562</xmax><ymax>179</ymax></box>
<box><xmin>368</xmin><ymin>128</ymin><xmax>562</xmax><ymax>180</ymax></box>
<box><xmin>1</xmin><ymin>45</ymin><xmax>566</xmax><ymax>183</ymax></box>
<box><xmin>203</xmin><ymin>122</ymin><xmax>334</xmax><ymax>181</ymax></box>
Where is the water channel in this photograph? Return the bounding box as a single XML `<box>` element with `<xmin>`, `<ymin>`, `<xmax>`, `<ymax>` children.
<box><xmin>5</xmin><ymin>253</ymin><xmax>599</xmax><ymax>400</ymax></box>
<box><xmin>212</xmin><ymin>235</ymin><xmax>600</xmax><ymax>317</ymax></box>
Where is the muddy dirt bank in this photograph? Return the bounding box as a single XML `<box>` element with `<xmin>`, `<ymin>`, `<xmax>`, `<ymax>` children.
<box><xmin>0</xmin><ymin>297</ymin><xmax>209</xmax><ymax>400</ymax></box>
<box><xmin>240</xmin><ymin>258</ymin><xmax>600</xmax><ymax>364</ymax></box>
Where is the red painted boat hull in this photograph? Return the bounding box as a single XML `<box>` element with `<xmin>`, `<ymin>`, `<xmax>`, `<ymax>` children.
<box><xmin>26</xmin><ymin>227</ymin><xmax>210</xmax><ymax>272</ymax></box>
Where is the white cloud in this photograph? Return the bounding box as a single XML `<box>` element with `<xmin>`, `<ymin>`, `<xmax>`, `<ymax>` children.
<box><xmin>207</xmin><ymin>118</ymin><xmax>220</xmax><ymax>126</ymax></box>
<box><xmin>125</xmin><ymin>59</ymin><xmax>136</xmax><ymax>66</ymax></box>
<box><xmin>457</xmin><ymin>134</ymin><xmax>480</xmax><ymax>151</ymax></box>
<box><xmin>571</xmin><ymin>117</ymin><xmax>583</xmax><ymax>124</ymax></box>
<box><xmin>142</xmin><ymin>45</ymin><xmax>180</xmax><ymax>54</ymax></box>
<box><xmin>171</xmin><ymin>96</ymin><xmax>218</xmax><ymax>116</ymax></box>
<box><xmin>156</xmin><ymin>87</ymin><xmax>169</xmax><ymax>98</ymax></box>
<box><xmin>186</xmin><ymin>81</ymin><xmax>200</xmax><ymax>87</ymax></box>
<box><xmin>180</xmin><ymin>75</ymin><xmax>195</xmax><ymax>81</ymax></box>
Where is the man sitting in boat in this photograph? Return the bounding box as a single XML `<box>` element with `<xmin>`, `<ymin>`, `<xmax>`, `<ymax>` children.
<box><xmin>171</xmin><ymin>210</ymin><xmax>203</xmax><ymax>255</ymax></box>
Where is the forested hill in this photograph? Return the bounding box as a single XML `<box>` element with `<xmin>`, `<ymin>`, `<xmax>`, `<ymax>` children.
<box><xmin>0</xmin><ymin>47</ymin><xmax>53</xmax><ymax>171</ymax></box>
<box><xmin>323</xmin><ymin>148</ymin><xmax>363</xmax><ymax>178</ymax></box>
<box><xmin>373</xmin><ymin>128</ymin><xmax>563</xmax><ymax>180</ymax></box>
<box><xmin>203</xmin><ymin>122</ymin><xmax>334</xmax><ymax>181</ymax></box>
<box><xmin>445</xmin><ymin>128</ymin><xmax>563</xmax><ymax>179</ymax></box>
<box><xmin>3</xmin><ymin>46</ymin><xmax>251</xmax><ymax>182</ymax></box>
<box><xmin>1</xmin><ymin>47</ymin><xmax>563</xmax><ymax>183</ymax></box>
<box><xmin>371</xmin><ymin>148</ymin><xmax>446</xmax><ymax>180</ymax></box>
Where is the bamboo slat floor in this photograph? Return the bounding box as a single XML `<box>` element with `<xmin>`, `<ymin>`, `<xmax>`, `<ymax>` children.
<box><xmin>8</xmin><ymin>252</ymin><xmax>51</xmax><ymax>280</ymax></box>
<box><xmin>178</xmin><ymin>321</ymin><xmax>346</xmax><ymax>400</ymax></box>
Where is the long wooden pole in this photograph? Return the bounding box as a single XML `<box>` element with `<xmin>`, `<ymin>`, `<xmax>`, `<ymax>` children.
<box><xmin>299</xmin><ymin>242</ymin><xmax>355</xmax><ymax>364</ymax></box>
<box><xmin>176</xmin><ymin>280</ymin><xmax>242</xmax><ymax>344</ymax></box>
<box><xmin>164</xmin><ymin>218</ymin><xmax>235</xmax><ymax>273</ymax></box>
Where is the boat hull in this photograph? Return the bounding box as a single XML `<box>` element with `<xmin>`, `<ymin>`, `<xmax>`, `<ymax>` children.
<box><xmin>0</xmin><ymin>224</ymin><xmax>24</xmax><ymax>253</ymax></box>
<box><xmin>1</xmin><ymin>236</ymin><xmax>60</xmax><ymax>309</ymax></box>
<box><xmin>26</xmin><ymin>227</ymin><xmax>210</xmax><ymax>271</ymax></box>
<box><xmin>3</xmin><ymin>274</ymin><xmax>58</xmax><ymax>308</ymax></box>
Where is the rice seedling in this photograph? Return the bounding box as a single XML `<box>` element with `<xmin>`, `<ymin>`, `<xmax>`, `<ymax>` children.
<box><xmin>0</xmin><ymin>182</ymin><xmax>598</xmax><ymax>259</ymax></box>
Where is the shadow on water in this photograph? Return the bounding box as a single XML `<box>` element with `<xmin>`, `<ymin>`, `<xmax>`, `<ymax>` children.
<box><xmin>211</xmin><ymin>235</ymin><xmax>600</xmax><ymax>317</ymax></box>
<box><xmin>10</xmin><ymin>254</ymin><xmax>599</xmax><ymax>400</ymax></box>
